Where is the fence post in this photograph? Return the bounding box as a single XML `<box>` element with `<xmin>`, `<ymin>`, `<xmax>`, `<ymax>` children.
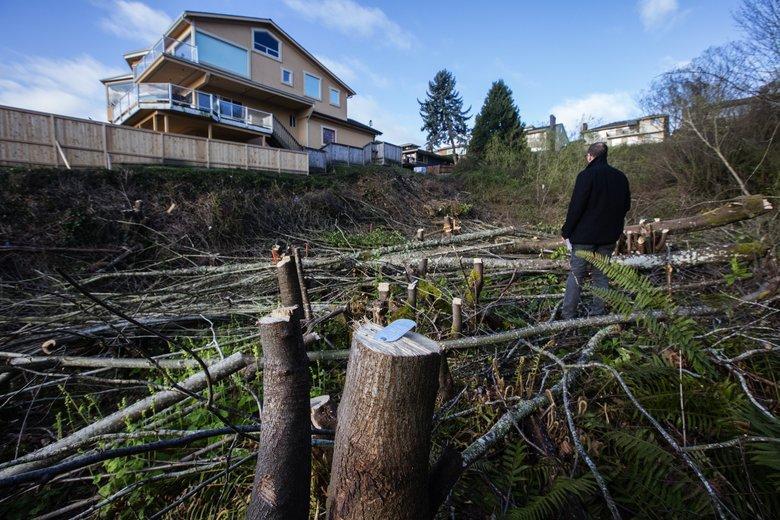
<box><xmin>159</xmin><ymin>133</ymin><xmax>165</xmax><ymax>164</ymax></box>
<box><xmin>49</xmin><ymin>114</ymin><xmax>57</xmax><ymax>166</ymax></box>
<box><xmin>102</xmin><ymin>123</ymin><xmax>111</xmax><ymax>170</ymax></box>
<box><xmin>276</xmin><ymin>148</ymin><xmax>282</xmax><ymax>173</ymax></box>
<box><xmin>326</xmin><ymin>322</ymin><xmax>440</xmax><ymax>519</ymax></box>
<box><xmin>245</xmin><ymin>143</ymin><xmax>250</xmax><ymax>170</ymax></box>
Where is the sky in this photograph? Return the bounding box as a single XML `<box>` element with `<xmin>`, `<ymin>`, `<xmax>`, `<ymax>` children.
<box><xmin>0</xmin><ymin>0</ymin><xmax>746</xmax><ymax>144</ymax></box>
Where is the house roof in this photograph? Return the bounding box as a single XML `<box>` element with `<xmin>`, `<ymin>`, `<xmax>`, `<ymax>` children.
<box><xmin>100</xmin><ymin>73</ymin><xmax>134</xmax><ymax>84</ymax></box>
<box><xmin>587</xmin><ymin>114</ymin><xmax>668</xmax><ymax>132</ymax></box>
<box><xmin>526</xmin><ymin>123</ymin><xmax>564</xmax><ymax>134</ymax></box>
<box><xmin>158</xmin><ymin>11</ymin><xmax>356</xmax><ymax>96</ymax></box>
<box><xmin>312</xmin><ymin>110</ymin><xmax>382</xmax><ymax>135</ymax></box>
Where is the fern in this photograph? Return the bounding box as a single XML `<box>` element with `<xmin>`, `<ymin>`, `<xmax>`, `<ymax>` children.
<box><xmin>577</xmin><ymin>250</ymin><xmax>713</xmax><ymax>375</ymax></box>
<box><xmin>508</xmin><ymin>474</ymin><xmax>597</xmax><ymax>520</ymax></box>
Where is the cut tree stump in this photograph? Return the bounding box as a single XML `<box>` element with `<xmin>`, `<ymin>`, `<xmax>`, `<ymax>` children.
<box><xmin>326</xmin><ymin>322</ymin><xmax>441</xmax><ymax>520</ymax></box>
<box><xmin>276</xmin><ymin>256</ymin><xmax>304</xmax><ymax>321</ymax></box>
<box><xmin>247</xmin><ymin>307</ymin><xmax>311</xmax><ymax>520</ymax></box>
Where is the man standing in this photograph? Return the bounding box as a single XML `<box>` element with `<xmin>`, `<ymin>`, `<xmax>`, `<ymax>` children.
<box><xmin>560</xmin><ymin>142</ymin><xmax>631</xmax><ymax>319</ymax></box>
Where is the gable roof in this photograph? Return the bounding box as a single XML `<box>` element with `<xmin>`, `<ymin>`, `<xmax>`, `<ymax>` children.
<box><xmin>161</xmin><ymin>11</ymin><xmax>356</xmax><ymax>96</ymax></box>
<box><xmin>587</xmin><ymin>114</ymin><xmax>668</xmax><ymax>132</ymax></box>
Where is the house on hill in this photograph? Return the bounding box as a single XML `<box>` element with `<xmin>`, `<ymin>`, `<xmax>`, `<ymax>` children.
<box><xmin>582</xmin><ymin>114</ymin><xmax>669</xmax><ymax>147</ymax></box>
<box><xmin>525</xmin><ymin>115</ymin><xmax>569</xmax><ymax>152</ymax></box>
<box><xmin>401</xmin><ymin>143</ymin><xmax>453</xmax><ymax>169</ymax></box>
<box><xmin>101</xmin><ymin>11</ymin><xmax>382</xmax><ymax>152</ymax></box>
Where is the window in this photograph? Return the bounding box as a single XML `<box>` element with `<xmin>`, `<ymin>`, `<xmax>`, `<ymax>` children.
<box><xmin>195</xmin><ymin>31</ymin><xmax>248</xmax><ymax>76</ymax></box>
<box><xmin>304</xmin><ymin>72</ymin><xmax>321</xmax><ymax>100</ymax></box>
<box><xmin>322</xmin><ymin>126</ymin><xmax>336</xmax><ymax>145</ymax></box>
<box><xmin>281</xmin><ymin>68</ymin><xmax>293</xmax><ymax>86</ymax></box>
<box><xmin>329</xmin><ymin>87</ymin><xmax>340</xmax><ymax>107</ymax></box>
<box><xmin>253</xmin><ymin>30</ymin><xmax>280</xmax><ymax>59</ymax></box>
<box><xmin>289</xmin><ymin>114</ymin><xmax>296</xmax><ymax>128</ymax></box>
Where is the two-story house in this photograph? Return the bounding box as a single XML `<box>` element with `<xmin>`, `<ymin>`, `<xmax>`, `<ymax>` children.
<box><xmin>525</xmin><ymin>115</ymin><xmax>569</xmax><ymax>152</ymax></box>
<box><xmin>101</xmin><ymin>11</ymin><xmax>381</xmax><ymax>152</ymax></box>
<box><xmin>582</xmin><ymin>115</ymin><xmax>669</xmax><ymax>147</ymax></box>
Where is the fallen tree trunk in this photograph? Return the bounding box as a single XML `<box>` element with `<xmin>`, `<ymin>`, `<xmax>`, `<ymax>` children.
<box><xmin>439</xmin><ymin>306</ymin><xmax>714</xmax><ymax>351</ymax></box>
<box><xmin>247</xmin><ymin>308</ymin><xmax>311</xmax><ymax>520</ymax></box>
<box><xmin>499</xmin><ymin>195</ymin><xmax>773</xmax><ymax>253</ymax></box>
<box><xmin>380</xmin><ymin>243</ymin><xmax>767</xmax><ymax>272</ymax></box>
<box><xmin>326</xmin><ymin>322</ymin><xmax>441</xmax><ymax>520</ymax></box>
<box><xmin>0</xmin><ymin>352</ymin><xmax>250</xmax><ymax>478</ymax></box>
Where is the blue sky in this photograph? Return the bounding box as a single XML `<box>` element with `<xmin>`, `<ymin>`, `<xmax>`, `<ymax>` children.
<box><xmin>0</xmin><ymin>0</ymin><xmax>745</xmax><ymax>144</ymax></box>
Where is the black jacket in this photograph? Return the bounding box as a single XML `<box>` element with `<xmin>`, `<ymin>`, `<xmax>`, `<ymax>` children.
<box><xmin>561</xmin><ymin>155</ymin><xmax>631</xmax><ymax>245</ymax></box>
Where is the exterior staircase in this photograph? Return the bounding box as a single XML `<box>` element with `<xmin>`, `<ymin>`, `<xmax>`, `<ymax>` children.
<box><xmin>271</xmin><ymin>115</ymin><xmax>304</xmax><ymax>151</ymax></box>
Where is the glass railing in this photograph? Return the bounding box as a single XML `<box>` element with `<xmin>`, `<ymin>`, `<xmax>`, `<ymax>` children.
<box><xmin>133</xmin><ymin>36</ymin><xmax>198</xmax><ymax>80</ymax></box>
<box><xmin>110</xmin><ymin>83</ymin><xmax>272</xmax><ymax>132</ymax></box>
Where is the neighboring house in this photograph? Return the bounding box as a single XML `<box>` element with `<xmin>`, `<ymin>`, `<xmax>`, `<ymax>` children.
<box><xmin>401</xmin><ymin>143</ymin><xmax>453</xmax><ymax>168</ymax></box>
<box><xmin>435</xmin><ymin>143</ymin><xmax>468</xmax><ymax>158</ymax></box>
<box><xmin>583</xmin><ymin>115</ymin><xmax>669</xmax><ymax>147</ymax></box>
<box><xmin>525</xmin><ymin>115</ymin><xmax>569</xmax><ymax>152</ymax></box>
<box><xmin>101</xmin><ymin>11</ymin><xmax>381</xmax><ymax>152</ymax></box>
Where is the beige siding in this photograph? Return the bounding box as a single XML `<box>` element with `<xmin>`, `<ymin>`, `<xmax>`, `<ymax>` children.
<box><xmin>192</xmin><ymin>18</ymin><xmax>348</xmax><ymax>120</ymax></box>
<box><xmin>308</xmin><ymin>116</ymin><xmax>375</xmax><ymax>148</ymax></box>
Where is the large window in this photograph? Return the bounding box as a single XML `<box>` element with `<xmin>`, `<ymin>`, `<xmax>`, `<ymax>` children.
<box><xmin>253</xmin><ymin>30</ymin><xmax>280</xmax><ymax>59</ymax></box>
<box><xmin>322</xmin><ymin>126</ymin><xmax>336</xmax><ymax>145</ymax></box>
<box><xmin>329</xmin><ymin>87</ymin><xmax>340</xmax><ymax>107</ymax></box>
<box><xmin>195</xmin><ymin>31</ymin><xmax>248</xmax><ymax>77</ymax></box>
<box><xmin>304</xmin><ymin>72</ymin><xmax>321</xmax><ymax>100</ymax></box>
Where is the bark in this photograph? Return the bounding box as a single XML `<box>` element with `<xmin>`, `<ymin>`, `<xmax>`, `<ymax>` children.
<box><xmin>277</xmin><ymin>256</ymin><xmax>304</xmax><ymax>322</ymax></box>
<box><xmin>386</xmin><ymin>243</ymin><xmax>767</xmax><ymax>272</ymax></box>
<box><xmin>292</xmin><ymin>247</ymin><xmax>313</xmax><ymax>322</ymax></box>
<box><xmin>326</xmin><ymin>322</ymin><xmax>440</xmax><ymax>520</ymax></box>
<box><xmin>247</xmin><ymin>308</ymin><xmax>311</xmax><ymax>520</ymax></box>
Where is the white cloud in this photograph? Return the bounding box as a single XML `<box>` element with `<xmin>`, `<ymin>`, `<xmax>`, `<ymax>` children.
<box><xmin>0</xmin><ymin>54</ymin><xmax>123</xmax><ymax>121</ymax></box>
<box><xmin>318</xmin><ymin>55</ymin><xmax>390</xmax><ymax>89</ymax></box>
<box><xmin>100</xmin><ymin>1</ymin><xmax>172</xmax><ymax>46</ymax></box>
<box><xmin>638</xmin><ymin>0</ymin><xmax>687</xmax><ymax>31</ymax></box>
<box><xmin>659</xmin><ymin>55</ymin><xmax>691</xmax><ymax>72</ymax></box>
<box><xmin>349</xmin><ymin>94</ymin><xmax>422</xmax><ymax>145</ymax></box>
<box><xmin>550</xmin><ymin>92</ymin><xmax>641</xmax><ymax>135</ymax></box>
<box><xmin>282</xmin><ymin>0</ymin><xmax>413</xmax><ymax>50</ymax></box>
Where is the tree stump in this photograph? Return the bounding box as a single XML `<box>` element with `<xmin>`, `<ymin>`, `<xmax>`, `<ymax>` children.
<box><xmin>276</xmin><ymin>256</ymin><xmax>304</xmax><ymax>321</ymax></box>
<box><xmin>247</xmin><ymin>307</ymin><xmax>311</xmax><ymax>520</ymax></box>
<box><xmin>326</xmin><ymin>322</ymin><xmax>441</xmax><ymax>520</ymax></box>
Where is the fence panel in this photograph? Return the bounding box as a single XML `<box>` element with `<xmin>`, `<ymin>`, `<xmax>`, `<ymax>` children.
<box><xmin>0</xmin><ymin>105</ymin><xmax>308</xmax><ymax>174</ymax></box>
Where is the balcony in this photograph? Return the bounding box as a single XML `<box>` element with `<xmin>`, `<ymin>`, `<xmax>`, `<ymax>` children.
<box><xmin>134</xmin><ymin>37</ymin><xmax>198</xmax><ymax>80</ymax></box>
<box><xmin>110</xmin><ymin>83</ymin><xmax>273</xmax><ymax>134</ymax></box>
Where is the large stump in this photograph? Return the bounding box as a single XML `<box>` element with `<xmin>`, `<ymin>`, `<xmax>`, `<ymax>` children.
<box><xmin>326</xmin><ymin>322</ymin><xmax>441</xmax><ymax>520</ymax></box>
<box><xmin>247</xmin><ymin>307</ymin><xmax>311</xmax><ymax>520</ymax></box>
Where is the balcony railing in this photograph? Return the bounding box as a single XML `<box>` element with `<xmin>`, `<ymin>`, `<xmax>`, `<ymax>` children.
<box><xmin>110</xmin><ymin>83</ymin><xmax>273</xmax><ymax>132</ymax></box>
<box><xmin>133</xmin><ymin>36</ymin><xmax>198</xmax><ymax>80</ymax></box>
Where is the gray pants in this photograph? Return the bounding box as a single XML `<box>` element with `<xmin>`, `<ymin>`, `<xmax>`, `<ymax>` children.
<box><xmin>561</xmin><ymin>243</ymin><xmax>615</xmax><ymax>319</ymax></box>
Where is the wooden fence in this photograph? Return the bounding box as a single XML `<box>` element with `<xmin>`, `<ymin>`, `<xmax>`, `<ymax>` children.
<box><xmin>0</xmin><ymin>105</ymin><xmax>309</xmax><ymax>175</ymax></box>
<box><xmin>319</xmin><ymin>141</ymin><xmax>402</xmax><ymax>170</ymax></box>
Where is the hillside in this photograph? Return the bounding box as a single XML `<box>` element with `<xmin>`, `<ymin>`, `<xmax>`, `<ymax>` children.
<box><xmin>0</xmin><ymin>163</ymin><xmax>778</xmax><ymax>519</ymax></box>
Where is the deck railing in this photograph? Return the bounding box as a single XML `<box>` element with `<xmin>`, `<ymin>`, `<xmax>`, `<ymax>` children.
<box><xmin>110</xmin><ymin>83</ymin><xmax>273</xmax><ymax>132</ymax></box>
<box><xmin>134</xmin><ymin>36</ymin><xmax>198</xmax><ymax>80</ymax></box>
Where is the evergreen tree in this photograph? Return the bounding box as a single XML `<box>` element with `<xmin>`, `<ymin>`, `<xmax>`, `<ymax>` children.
<box><xmin>418</xmin><ymin>70</ymin><xmax>471</xmax><ymax>162</ymax></box>
<box><xmin>469</xmin><ymin>80</ymin><xmax>528</xmax><ymax>159</ymax></box>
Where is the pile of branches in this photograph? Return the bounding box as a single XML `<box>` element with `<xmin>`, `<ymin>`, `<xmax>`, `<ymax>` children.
<box><xmin>0</xmin><ymin>195</ymin><xmax>777</xmax><ymax>518</ymax></box>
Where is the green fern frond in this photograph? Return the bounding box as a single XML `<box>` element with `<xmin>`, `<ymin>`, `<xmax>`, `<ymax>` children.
<box><xmin>508</xmin><ymin>474</ymin><xmax>597</xmax><ymax>520</ymax></box>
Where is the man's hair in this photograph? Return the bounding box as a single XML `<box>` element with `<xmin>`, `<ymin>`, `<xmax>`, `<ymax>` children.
<box><xmin>587</xmin><ymin>142</ymin><xmax>608</xmax><ymax>160</ymax></box>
